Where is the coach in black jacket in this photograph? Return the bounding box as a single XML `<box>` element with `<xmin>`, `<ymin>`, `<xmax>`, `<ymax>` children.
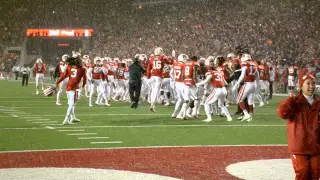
<box><xmin>129</xmin><ymin>57</ymin><xmax>146</xmax><ymax>109</ymax></box>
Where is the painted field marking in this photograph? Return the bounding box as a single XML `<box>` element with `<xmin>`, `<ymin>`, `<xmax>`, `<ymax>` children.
<box><xmin>22</xmin><ymin>117</ymin><xmax>44</xmax><ymax>119</ymax></box>
<box><xmin>57</xmin><ymin>130</ymin><xmax>85</xmax><ymax>132</ymax></box>
<box><xmin>67</xmin><ymin>133</ymin><xmax>97</xmax><ymax>136</ymax></box>
<box><xmin>0</xmin><ymin>116</ymin><xmax>15</xmax><ymax>118</ymax></box>
<box><xmin>0</xmin><ymin>144</ymin><xmax>289</xmax><ymax>153</ymax></box>
<box><xmin>54</xmin><ymin>124</ymin><xmax>286</xmax><ymax>129</ymax></box>
<box><xmin>26</xmin><ymin>119</ymin><xmax>51</xmax><ymax>121</ymax></box>
<box><xmin>78</xmin><ymin>137</ymin><xmax>109</xmax><ymax>140</ymax></box>
<box><xmin>90</xmin><ymin>141</ymin><xmax>123</xmax><ymax>144</ymax></box>
<box><xmin>45</xmin><ymin>124</ymin><xmax>63</xmax><ymax>126</ymax></box>
<box><xmin>11</xmin><ymin>114</ymin><xmax>19</xmax><ymax>118</ymax></box>
<box><xmin>45</xmin><ymin>126</ymin><xmax>55</xmax><ymax>130</ymax></box>
<box><xmin>32</xmin><ymin>121</ymin><xmax>58</xmax><ymax>124</ymax></box>
<box><xmin>0</xmin><ymin>127</ymin><xmax>45</xmax><ymax>130</ymax></box>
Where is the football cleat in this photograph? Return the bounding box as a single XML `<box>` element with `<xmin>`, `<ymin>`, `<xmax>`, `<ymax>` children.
<box><xmin>202</xmin><ymin>118</ymin><xmax>212</xmax><ymax>122</ymax></box>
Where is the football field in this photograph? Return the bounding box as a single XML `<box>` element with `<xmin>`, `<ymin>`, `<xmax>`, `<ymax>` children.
<box><xmin>0</xmin><ymin>80</ymin><xmax>293</xmax><ymax>179</ymax></box>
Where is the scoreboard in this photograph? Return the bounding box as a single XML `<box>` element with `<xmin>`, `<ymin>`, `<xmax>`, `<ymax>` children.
<box><xmin>26</xmin><ymin>29</ymin><xmax>94</xmax><ymax>37</ymax></box>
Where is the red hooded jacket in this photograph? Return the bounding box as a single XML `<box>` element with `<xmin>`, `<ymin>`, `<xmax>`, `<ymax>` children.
<box><xmin>277</xmin><ymin>93</ymin><xmax>320</xmax><ymax>155</ymax></box>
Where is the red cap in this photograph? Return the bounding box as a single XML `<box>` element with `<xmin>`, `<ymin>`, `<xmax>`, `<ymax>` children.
<box><xmin>299</xmin><ymin>73</ymin><xmax>316</xmax><ymax>87</ymax></box>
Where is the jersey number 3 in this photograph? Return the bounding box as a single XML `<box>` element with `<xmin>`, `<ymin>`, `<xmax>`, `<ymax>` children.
<box><xmin>71</xmin><ymin>68</ymin><xmax>77</xmax><ymax>78</ymax></box>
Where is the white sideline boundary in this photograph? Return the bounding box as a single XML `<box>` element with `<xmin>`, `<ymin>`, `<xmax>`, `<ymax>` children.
<box><xmin>90</xmin><ymin>141</ymin><xmax>123</xmax><ymax>144</ymax></box>
<box><xmin>0</xmin><ymin>144</ymin><xmax>288</xmax><ymax>153</ymax></box>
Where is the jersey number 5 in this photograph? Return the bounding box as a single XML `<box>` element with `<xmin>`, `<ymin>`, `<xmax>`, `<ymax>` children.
<box><xmin>71</xmin><ymin>68</ymin><xmax>77</xmax><ymax>78</ymax></box>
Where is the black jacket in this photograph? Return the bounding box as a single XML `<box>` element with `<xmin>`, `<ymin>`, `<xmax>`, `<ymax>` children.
<box><xmin>129</xmin><ymin>61</ymin><xmax>146</xmax><ymax>82</ymax></box>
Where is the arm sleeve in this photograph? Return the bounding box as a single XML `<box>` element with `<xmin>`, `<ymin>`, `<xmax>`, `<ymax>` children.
<box><xmin>236</xmin><ymin>66</ymin><xmax>247</xmax><ymax>85</ymax></box>
<box><xmin>86</xmin><ymin>68</ymin><xmax>93</xmax><ymax>81</ymax></box>
<box><xmin>277</xmin><ymin>96</ymin><xmax>296</xmax><ymax>120</ymax></box>
<box><xmin>146</xmin><ymin>61</ymin><xmax>151</xmax><ymax>79</ymax></box>
<box><xmin>56</xmin><ymin>68</ymin><xmax>68</xmax><ymax>85</ymax></box>
<box><xmin>140</xmin><ymin>65</ymin><xmax>146</xmax><ymax>74</ymax></box>
<box><xmin>197</xmin><ymin>75</ymin><xmax>212</xmax><ymax>86</ymax></box>
<box><xmin>82</xmin><ymin>69</ymin><xmax>87</xmax><ymax>88</ymax></box>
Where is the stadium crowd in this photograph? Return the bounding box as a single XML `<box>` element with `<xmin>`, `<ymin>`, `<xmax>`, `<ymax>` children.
<box><xmin>1</xmin><ymin>0</ymin><xmax>319</xmax><ymax>62</ymax></box>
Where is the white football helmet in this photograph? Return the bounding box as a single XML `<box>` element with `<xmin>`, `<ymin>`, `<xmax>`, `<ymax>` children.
<box><xmin>36</xmin><ymin>58</ymin><xmax>42</xmax><ymax>63</ymax></box>
<box><xmin>154</xmin><ymin>47</ymin><xmax>164</xmax><ymax>56</ymax></box>
<box><xmin>94</xmin><ymin>57</ymin><xmax>102</xmax><ymax>64</ymax></box>
<box><xmin>241</xmin><ymin>54</ymin><xmax>252</xmax><ymax>62</ymax></box>
<box><xmin>177</xmin><ymin>54</ymin><xmax>188</xmax><ymax>63</ymax></box>
<box><xmin>127</xmin><ymin>58</ymin><xmax>133</xmax><ymax>66</ymax></box>
<box><xmin>114</xmin><ymin>57</ymin><xmax>120</xmax><ymax>63</ymax></box>
<box><xmin>72</xmin><ymin>52</ymin><xmax>81</xmax><ymax>58</ymax></box>
<box><xmin>134</xmin><ymin>54</ymin><xmax>140</xmax><ymax>59</ymax></box>
<box><xmin>139</xmin><ymin>54</ymin><xmax>147</xmax><ymax>61</ymax></box>
<box><xmin>62</xmin><ymin>54</ymin><xmax>69</xmax><ymax>62</ymax></box>
<box><xmin>227</xmin><ymin>53</ymin><xmax>235</xmax><ymax>59</ymax></box>
<box><xmin>83</xmin><ymin>55</ymin><xmax>89</xmax><ymax>60</ymax></box>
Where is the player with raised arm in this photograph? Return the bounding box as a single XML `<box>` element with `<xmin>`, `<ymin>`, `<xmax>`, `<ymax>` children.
<box><xmin>197</xmin><ymin>56</ymin><xmax>232</xmax><ymax>122</ymax></box>
<box><xmin>56</xmin><ymin>56</ymin><xmax>86</xmax><ymax>125</ymax></box>
<box><xmin>146</xmin><ymin>47</ymin><xmax>173</xmax><ymax>112</ymax></box>
<box><xmin>232</xmin><ymin>54</ymin><xmax>259</xmax><ymax>122</ymax></box>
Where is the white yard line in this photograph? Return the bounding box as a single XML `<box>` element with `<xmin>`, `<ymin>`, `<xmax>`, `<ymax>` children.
<box><xmin>78</xmin><ymin>137</ymin><xmax>109</xmax><ymax>140</ymax></box>
<box><xmin>26</xmin><ymin>119</ymin><xmax>50</xmax><ymax>121</ymax></box>
<box><xmin>45</xmin><ymin>126</ymin><xmax>55</xmax><ymax>130</ymax></box>
<box><xmin>32</xmin><ymin>121</ymin><xmax>58</xmax><ymax>124</ymax></box>
<box><xmin>0</xmin><ymin>127</ymin><xmax>45</xmax><ymax>130</ymax></box>
<box><xmin>21</xmin><ymin>117</ymin><xmax>44</xmax><ymax>119</ymax></box>
<box><xmin>45</xmin><ymin>124</ymin><xmax>64</xmax><ymax>126</ymax></box>
<box><xmin>90</xmin><ymin>141</ymin><xmax>123</xmax><ymax>144</ymax></box>
<box><xmin>67</xmin><ymin>133</ymin><xmax>97</xmax><ymax>136</ymax></box>
<box><xmin>11</xmin><ymin>114</ymin><xmax>19</xmax><ymax>118</ymax></box>
<box><xmin>0</xmin><ymin>116</ymin><xmax>15</xmax><ymax>118</ymax></box>
<box><xmin>57</xmin><ymin>130</ymin><xmax>85</xmax><ymax>132</ymax></box>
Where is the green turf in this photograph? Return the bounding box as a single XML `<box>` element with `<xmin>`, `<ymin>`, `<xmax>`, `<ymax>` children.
<box><xmin>0</xmin><ymin>80</ymin><xmax>288</xmax><ymax>151</ymax></box>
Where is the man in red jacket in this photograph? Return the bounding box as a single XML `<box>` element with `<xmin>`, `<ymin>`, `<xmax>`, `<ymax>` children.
<box><xmin>277</xmin><ymin>73</ymin><xmax>320</xmax><ymax>180</ymax></box>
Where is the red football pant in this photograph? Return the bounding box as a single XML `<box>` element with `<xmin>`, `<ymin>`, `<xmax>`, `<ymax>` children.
<box><xmin>291</xmin><ymin>154</ymin><xmax>320</xmax><ymax>180</ymax></box>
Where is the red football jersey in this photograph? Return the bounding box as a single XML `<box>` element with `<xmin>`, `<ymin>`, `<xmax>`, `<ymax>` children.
<box><xmin>288</xmin><ymin>66</ymin><xmax>295</xmax><ymax>76</ymax></box>
<box><xmin>115</xmin><ymin>67</ymin><xmax>125</xmax><ymax>80</ymax></box>
<box><xmin>57</xmin><ymin>65</ymin><xmax>86</xmax><ymax>91</ymax></box>
<box><xmin>147</xmin><ymin>55</ymin><xmax>172</xmax><ymax>78</ymax></box>
<box><xmin>241</xmin><ymin>61</ymin><xmax>258</xmax><ymax>82</ymax></box>
<box><xmin>106</xmin><ymin>63</ymin><xmax>115</xmax><ymax>75</ymax></box>
<box><xmin>210</xmin><ymin>70</ymin><xmax>225</xmax><ymax>87</ymax></box>
<box><xmin>91</xmin><ymin>65</ymin><xmax>105</xmax><ymax>80</ymax></box>
<box><xmin>215</xmin><ymin>65</ymin><xmax>230</xmax><ymax>80</ymax></box>
<box><xmin>183</xmin><ymin>61</ymin><xmax>198</xmax><ymax>86</ymax></box>
<box><xmin>35</xmin><ymin>63</ymin><xmax>46</xmax><ymax>74</ymax></box>
<box><xmin>258</xmin><ymin>65</ymin><xmax>267</xmax><ymax>80</ymax></box>
<box><xmin>172</xmin><ymin>62</ymin><xmax>184</xmax><ymax>82</ymax></box>
<box><xmin>162</xmin><ymin>64</ymin><xmax>171</xmax><ymax>78</ymax></box>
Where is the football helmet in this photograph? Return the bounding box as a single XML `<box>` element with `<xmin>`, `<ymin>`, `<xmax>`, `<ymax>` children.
<box><xmin>62</xmin><ymin>54</ymin><xmax>69</xmax><ymax>62</ymax></box>
<box><xmin>36</xmin><ymin>58</ymin><xmax>42</xmax><ymax>63</ymax></box>
<box><xmin>241</xmin><ymin>54</ymin><xmax>252</xmax><ymax>62</ymax></box>
<box><xmin>94</xmin><ymin>57</ymin><xmax>102</xmax><ymax>64</ymax></box>
<box><xmin>43</xmin><ymin>85</ymin><xmax>57</xmax><ymax>97</ymax></box>
<box><xmin>154</xmin><ymin>47</ymin><xmax>164</xmax><ymax>56</ymax></box>
<box><xmin>227</xmin><ymin>53</ymin><xmax>235</xmax><ymax>59</ymax></box>
<box><xmin>177</xmin><ymin>54</ymin><xmax>188</xmax><ymax>63</ymax></box>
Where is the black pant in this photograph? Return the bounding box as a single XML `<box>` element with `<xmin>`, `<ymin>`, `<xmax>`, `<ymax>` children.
<box><xmin>129</xmin><ymin>81</ymin><xmax>142</xmax><ymax>103</ymax></box>
<box><xmin>22</xmin><ymin>74</ymin><xmax>29</xmax><ymax>86</ymax></box>
<box><xmin>15</xmin><ymin>72</ymin><xmax>19</xmax><ymax>80</ymax></box>
<box><xmin>269</xmin><ymin>81</ymin><xmax>273</xmax><ymax>99</ymax></box>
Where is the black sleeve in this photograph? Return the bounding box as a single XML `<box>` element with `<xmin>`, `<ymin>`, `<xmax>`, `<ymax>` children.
<box><xmin>140</xmin><ymin>65</ymin><xmax>146</xmax><ymax>74</ymax></box>
<box><xmin>54</xmin><ymin>65</ymin><xmax>60</xmax><ymax>78</ymax></box>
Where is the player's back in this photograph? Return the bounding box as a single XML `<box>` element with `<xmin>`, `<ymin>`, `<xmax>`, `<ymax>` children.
<box><xmin>210</xmin><ymin>70</ymin><xmax>225</xmax><ymax>87</ymax></box>
<box><xmin>241</xmin><ymin>61</ymin><xmax>257</xmax><ymax>82</ymax></box>
<box><xmin>173</xmin><ymin>62</ymin><xmax>184</xmax><ymax>82</ymax></box>
<box><xmin>183</xmin><ymin>61</ymin><xmax>197</xmax><ymax>86</ymax></box>
<box><xmin>66</xmin><ymin>65</ymin><xmax>86</xmax><ymax>91</ymax></box>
